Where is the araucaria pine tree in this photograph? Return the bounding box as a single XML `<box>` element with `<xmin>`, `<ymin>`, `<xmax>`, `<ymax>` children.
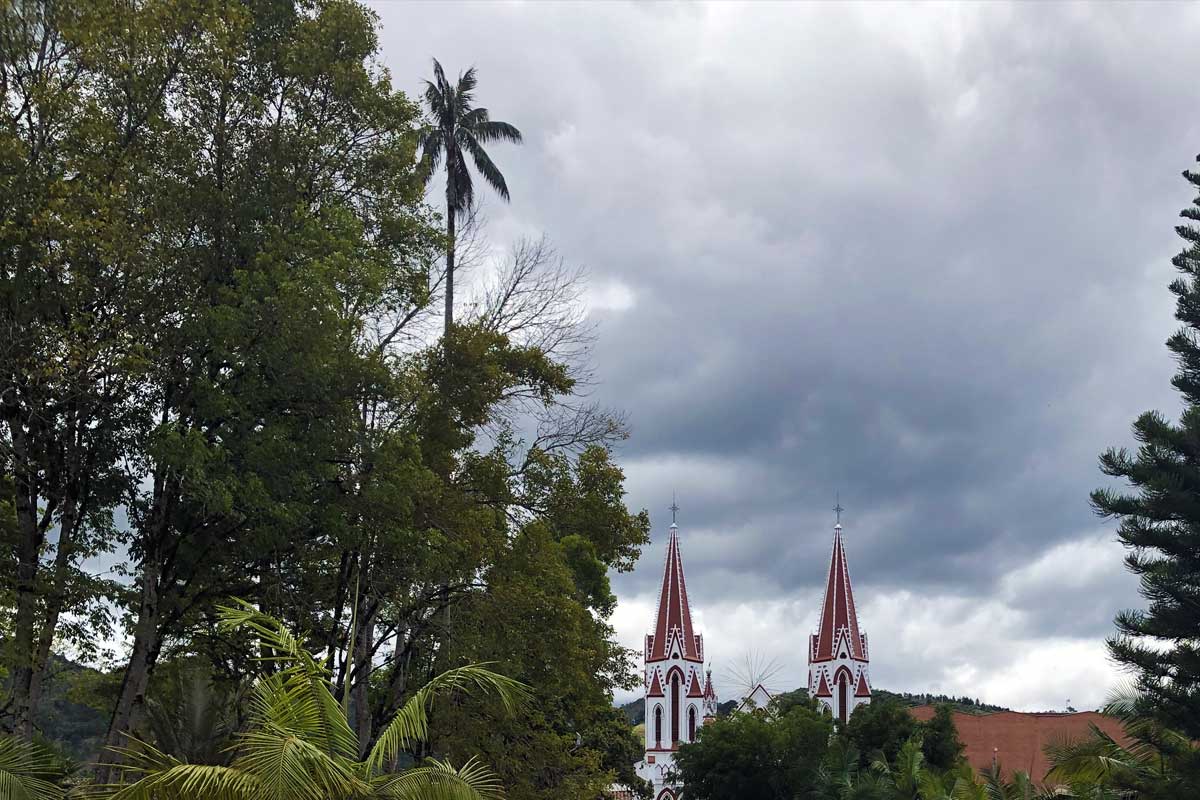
<box><xmin>1094</xmin><ymin>154</ymin><xmax>1200</xmax><ymax>739</ymax></box>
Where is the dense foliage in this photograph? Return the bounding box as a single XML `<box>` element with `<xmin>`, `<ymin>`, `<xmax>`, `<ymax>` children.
<box><xmin>1043</xmin><ymin>690</ymin><xmax>1200</xmax><ymax>798</ymax></box>
<box><xmin>0</xmin><ymin>0</ymin><xmax>647</xmax><ymax>797</ymax></box>
<box><xmin>671</xmin><ymin>696</ymin><xmax>974</xmax><ymax>800</ymax></box>
<box><xmin>672</xmin><ymin>695</ymin><xmax>833</xmax><ymax>800</ymax></box>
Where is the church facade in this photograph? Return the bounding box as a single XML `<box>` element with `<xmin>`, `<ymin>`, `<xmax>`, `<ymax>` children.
<box><xmin>627</xmin><ymin>507</ymin><xmax>870</xmax><ymax>799</ymax></box>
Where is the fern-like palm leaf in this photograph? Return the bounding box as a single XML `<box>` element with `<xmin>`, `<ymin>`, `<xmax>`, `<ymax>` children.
<box><xmin>365</xmin><ymin>664</ymin><xmax>527</xmax><ymax>775</ymax></box>
<box><xmin>0</xmin><ymin>736</ymin><xmax>64</xmax><ymax>800</ymax></box>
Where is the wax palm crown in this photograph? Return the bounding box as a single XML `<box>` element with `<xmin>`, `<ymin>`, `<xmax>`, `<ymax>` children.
<box><xmin>420</xmin><ymin>58</ymin><xmax>521</xmax><ymax>331</ymax></box>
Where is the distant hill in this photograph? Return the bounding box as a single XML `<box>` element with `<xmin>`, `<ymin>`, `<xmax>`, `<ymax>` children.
<box><xmin>29</xmin><ymin>655</ymin><xmax>109</xmax><ymax>761</ymax></box>
<box><xmin>619</xmin><ymin>697</ymin><xmax>643</xmax><ymax>725</ymax></box>
<box><xmin>617</xmin><ymin>688</ymin><xmax>1010</xmax><ymax>724</ymax></box>
<box><xmin>872</xmin><ymin>689</ymin><xmax>1010</xmax><ymax>715</ymax></box>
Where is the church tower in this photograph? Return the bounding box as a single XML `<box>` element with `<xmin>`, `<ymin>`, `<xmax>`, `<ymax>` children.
<box><xmin>808</xmin><ymin>508</ymin><xmax>871</xmax><ymax>723</ymax></box>
<box><xmin>634</xmin><ymin>510</ymin><xmax>714</xmax><ymax>799</ymax></box>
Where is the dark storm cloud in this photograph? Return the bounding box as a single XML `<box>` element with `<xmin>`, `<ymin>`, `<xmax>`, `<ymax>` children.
<box><xmin>371</xmin><ymin>1</ymin><xmax>1194</xmax><ymax>698</ymax></box>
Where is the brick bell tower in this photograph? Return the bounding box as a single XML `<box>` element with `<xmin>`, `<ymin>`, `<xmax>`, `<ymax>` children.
<box><xmin>808</xmin><ymin>502</ymin><xmax>871</xmax><ymax>723</ymax></box>
<box><xmin>634</xmin><ymin>502</ymin><xmax>715</xmax><ymax>800</ymax></box>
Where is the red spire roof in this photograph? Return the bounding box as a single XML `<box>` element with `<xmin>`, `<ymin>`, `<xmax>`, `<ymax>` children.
<box><xmin>687</xmin><ymin>672</ymin><xmax>705</xmax><ymax>697</ymax></box>
<box><xmin>812</xmin><ymin>524</ymin><xmax>866</xmax><ymax>662</ymax></box>
<box><xmin>854</xmin><ymin>672</ymin><xmax>871</xmax><ymax>697</ymax></box>
<box><xmin>815</xmin><ymin>672</ymin><xmax>832</xmax><ymax>697</ymax></box>
<box><xmin>703</xmin><ymin>669</ymin><xmax>717</xmax><ymax>701</ymax></box>
<box><xmin>647</xmin><ymin>523</ymin><xmax>702</xmax><ymax>662</ymax></box>
<box><xmin>647</xmin><ymin>671</ymin><xmax>664</xmax><ymax>697</ymax></box>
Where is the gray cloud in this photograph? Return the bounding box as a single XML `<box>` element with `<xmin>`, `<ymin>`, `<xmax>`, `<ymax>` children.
<box><xmin>372</xmin><ymin>1</ymin><xmax>1193</xmax><ymax>706</ymax></box>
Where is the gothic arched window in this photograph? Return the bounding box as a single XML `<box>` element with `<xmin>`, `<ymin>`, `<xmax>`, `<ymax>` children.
<box><xmin>687</xmin><ymin>705</ymin><xmax>697</xmax><ymax>741</ymax></box>
<box><xmin>654</xmin><ymin>704</ymin><xmax>663</xmax><ymax>748</ymax></box>
<box><xmin>836</xmin><ymin>671</ymin><xmax>850</xmax><ymax>724</ymax></box>
<box><xmin>670</xmin><ymin>673</ymin><xmax>681</xmax><ymax>744</ymax></box>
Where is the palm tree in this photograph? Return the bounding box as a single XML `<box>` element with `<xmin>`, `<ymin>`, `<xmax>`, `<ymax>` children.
<box><xmin>141</xmin><ymin>659</ymin><xmax>251</xmax><ymax>766</ymax></box>
<box><xmin>98</xmin><ymin>600</ymin><xmax>526</xmax><ymax>800</ymax></box>
<box><xmin>420</xmin><ymin>59</ymin><xmax>522</xmax><ymax>333</ymax></box>
<box><xmin>0</xmin><ymin>736</ymin><xmax>66</xmax><ymax>800</ymax></box>
<box><xmin>978</xmin><ymin>766</ymin><xmax>1048</xmax><ymax>800</ymax></box>
<box><xmin>1044</xmin><ymin>689</ymin><xmax>1200</xmax><ymax>799</ymax></box>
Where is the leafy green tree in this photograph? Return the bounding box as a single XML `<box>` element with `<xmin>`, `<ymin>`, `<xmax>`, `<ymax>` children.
<box><xmin>426</xmin><ymin>482</ymin><xmax>650</xmax><ymax>800</ymax></box>
<box><xmin>1092</xmin><ymin>154</ymin><xmax>1200</xmax><ymax>739</ymax></box>
<box><xmin>917</xmin><ymin>705</ymin><xmax>964</xmax><ymax>771</ymax></box>
<box><xmin>101</xmin><ymin>601</ymin><xmax>525</xmax><ymax>800</ymax></box>
<box><xmin>419</xmin><ymin>59</ymin><xmax>522</xmax><ymax>331</ymax></box>
<box><xmin>0</xmin><ymin>0</ymin><xmax>161</xmax><ymax>738</ymax></box>
<box><xmin>841</xmin><ymin>697</ymin><xmax>918</xmax><ymax>769</ymax></box>
<box><xmin>2</xmin><ymin>13</ymin><xmax>645</xmax><ymax>800</ymax></box>
<box><xmin>96</xmin><ymin>0</ymin><xmax>441</xmax><ymax>764</ymax></box>
<box><xmin>672</xmin><ymin>696</ymin><xmax>834</xmax><ymax>800</ymax></box>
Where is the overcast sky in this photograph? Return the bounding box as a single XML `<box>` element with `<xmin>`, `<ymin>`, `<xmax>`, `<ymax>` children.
<box><xmin>371</xmin><ymin>1</ymin><xmax>1200</xmax><ymax>712</ymax></box>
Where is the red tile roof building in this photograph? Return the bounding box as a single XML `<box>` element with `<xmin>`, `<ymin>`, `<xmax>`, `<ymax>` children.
<box><xmin>908</xmin><ymin>705</ymin><xmax>1130</xmax><ymax>782</ymax></box>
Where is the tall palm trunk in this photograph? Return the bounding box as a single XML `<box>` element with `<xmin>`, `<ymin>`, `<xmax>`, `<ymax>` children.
<box><xmin>443</xmin><ymin>154</ymin><xmax>456</xmax><ymax>334</ymax></box>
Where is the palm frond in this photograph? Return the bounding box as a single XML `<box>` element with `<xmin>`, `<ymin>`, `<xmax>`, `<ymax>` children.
<box><xmin>448</xmin><ymin>152</ymin><xmax>475</xmax><ymax>213</ymax></box>
<box><xmin>418</xmin><ymin>128</ymin><xmax>444</xmax><ymax>180</ymax></box>
<box><xmin>232</xmin><ymin>726</ymin><xmax>364</xmax><ymax>800</ymax></box>
<box><xmin>454</xmin><ymin>66</ymin><xmax>477</xmax><ymax>116</ymax></box>
<box><xmin>0</xmin><ymin>737</ymin><xmax>64</xmax><ymax>800</ymax></box>
<box><xmin>431</xmin><ymin>58</ymin><xmax>448</xmax><ymax>94</ymax></box>
<box><xmin>457</xmin><ymin>130</ymin><xmax>509</xmax><ymax>202</ymax></box>
<box><xmin>470</xmin><ymin>119</ymin><xmax>522</xmax><ymax>146</ymax></box>
<box><xmin>1044</xmin><ymin>725</ymin><xmax>1139</xmax><ymax>785</ymax></box>
<box><xmin>101</xmin><ymin>763</ymin><xmax>260</xmax><ymax>800</ymax></box>
<box><xmin>374</xmin><ymin>756</ymin><xmax>503</xmax><ymax>800</ymax></box>
<box><xmin>365</xmin><ymin>664</ymin><xmax>528</xmax><ymax>775</ymax></box>
<box><xmin>423</xmin><ymin>80</ymin><xmax>443</xmax><ymax>114</ymax></box>
<box><xmin>217</xmin><ymin>601</ymin><xmax>358</xmax><ymax>759</ymax></box>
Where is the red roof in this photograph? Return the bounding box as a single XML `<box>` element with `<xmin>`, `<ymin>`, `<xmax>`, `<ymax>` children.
<box><xmin>854</xmin><ymin>672</ymin><xmax>871</xmax><ymax>697</ymax></box>
<box><xmin>687</xmin><ymin>672</ymin><xmax>705</xmax><ymax>697</ymax></box>
<box><xmin>647</xmin><ymin>523</ymin><xmax>702</xmax><ymax>662</ymax></box>
<box><xmin>812</xmin><ymin>524</ymin><xmax>865</xmax><ymax>662</ymax></box>
<box><xmin>703</xmin><ymin>669</ymin><xmax>717</xmax><ymax>701</ymax></box>
<box><xmin>908</xmin><ymin>706</ymin><xmax>1130</xmax><ymax>782</ymax></box>
<box><xmin>815</xmin><ymin>672</ymin><xmax>832</xmax><ymax>697</ymax></box>
<box><xmin>647</xmin><ymin>671</ymin><xmax>664</xmax><ymax>697</ymax></box>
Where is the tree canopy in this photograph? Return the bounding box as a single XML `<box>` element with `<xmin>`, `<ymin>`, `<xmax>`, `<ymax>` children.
<box><xmin>1</xmin><ymin>2</ymin><xmax>644</xmax><ymax>798</ymax></box>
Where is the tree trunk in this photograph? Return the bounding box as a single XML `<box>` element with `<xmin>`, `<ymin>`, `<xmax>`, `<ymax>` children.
<box><xmin>443</xmin><ymin>161</ymin><xmax>456</xmax><ymax>334</ymax></box>
<box><xmin>351</xmin><ymin>594</ymin><xmax>376</xmax><ymax>757</ymax></box>
<box><xmin>100</xmin><ymin>470</ymin><xmax>173</xmax><ymax>781</ymax></box>
<box><xmin>26</xmin><ymin>493</ymin><xmax>82</xmax><ymax>725</ymax></box>
<box><xmin>99</xmin><ymin>557</ymin><xmax>162</xmax><ymax>780</ymax></box>
<box><xmin>5</xmin><ymin>412</ymin><xmax>44</xmax><ymax>740</ymax></box>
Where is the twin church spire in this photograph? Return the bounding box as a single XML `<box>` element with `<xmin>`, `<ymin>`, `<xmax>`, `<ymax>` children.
<box><xmin>633</xmin><ymin>500</ymin><xmax>872</xmax><ymax>800</ymax></box>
